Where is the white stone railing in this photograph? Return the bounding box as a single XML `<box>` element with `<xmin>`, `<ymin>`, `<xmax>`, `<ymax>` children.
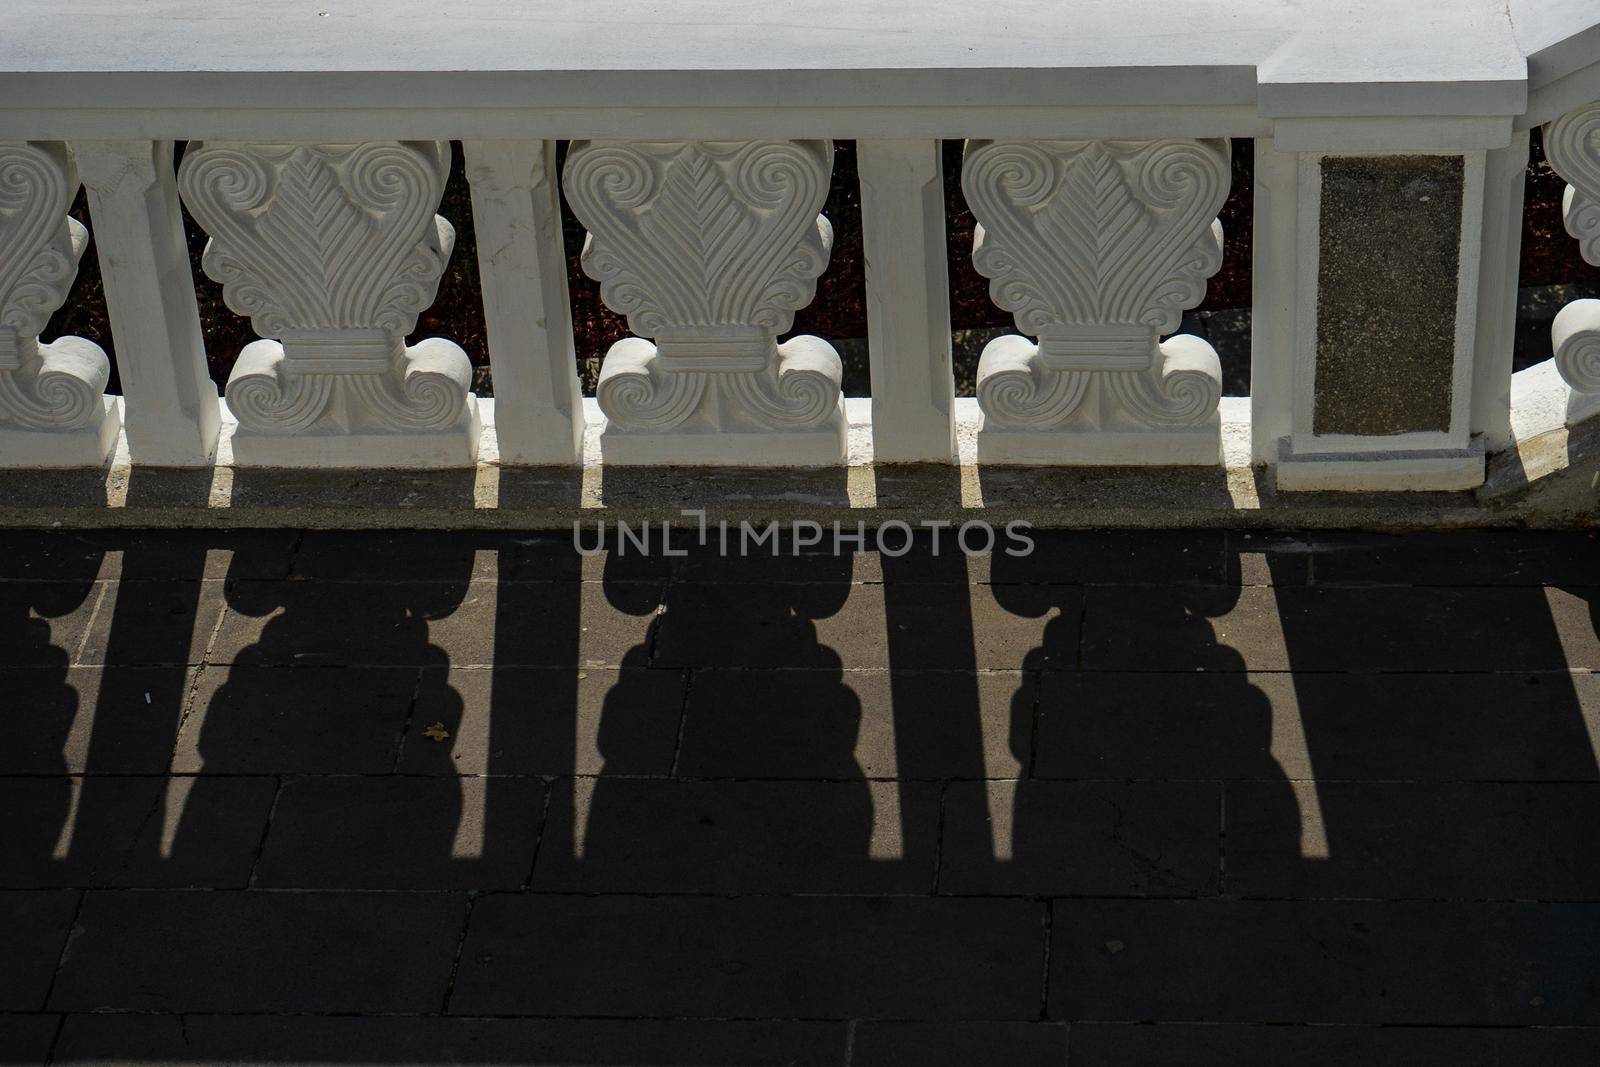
<box><xmin>1</xmin><ymin>1</ymin><xmax>1599</xmax><ymax>500</ymax></box>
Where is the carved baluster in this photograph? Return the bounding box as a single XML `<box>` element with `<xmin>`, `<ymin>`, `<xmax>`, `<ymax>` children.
<box><xmin>961</xmin><ymin>138</ymin><xmax>1230</xmax><ymax>464</ymax></box>
<box><xmin>562</xmin><ymin>139</ymin><xmax>845</xmax><ymax>465</ymax></box>
<box><xmin>0</xmin><ymin>141</ymin><xmax>120</xmax><ymax>467</ymax></box>
<box><xmin>1544</xmin><ymin>103</ymin><xmax>1600</xmax><ymax>423</ymax></box>
<box><xmin>177</xmin><ymin>141</ymin><xmax>478</xmax><ymax>467</ymax></box>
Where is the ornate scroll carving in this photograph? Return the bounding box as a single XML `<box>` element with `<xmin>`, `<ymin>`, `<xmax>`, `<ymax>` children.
<box><xmin>962</xmin><ymin>138</ymin><xmax>1229</xmax><ymax>440</ymax></box>
<box><xmin>563</xmin><ymin>140</ymin><xmax>844</xmax><ymax>460</ymax></box>
<box><xmin>1545</xmin><ymin>104</ymin><xmax>1600</xmax><ymax>396</ymax></box>
<box><xmin>178</xmin><ymin>141</ymin><xmax>476</xmax><ymax>458</ymax></box>
<box><xmin>0</xmin><ymin>141</ymin><xmax>113</xmax><ymax>444</ymax></box>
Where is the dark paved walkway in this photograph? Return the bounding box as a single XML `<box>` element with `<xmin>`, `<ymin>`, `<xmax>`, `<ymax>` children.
<box><xmin>4</xmin><ymin>527</ymin><xmax>1600</xmax><ymax>1065</ymax></box>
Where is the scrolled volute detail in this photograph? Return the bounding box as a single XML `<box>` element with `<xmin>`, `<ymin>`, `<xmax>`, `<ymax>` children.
<box><xmin>964</xmin><ymin>137</ymin><xmax>1228</xmax><ymax>438</ymax></box>
<box><xmin>1553</xmin><ymin>298</ymin><xmax>1600</xmax><ymax>394</ymax></box>
<box><xmin>178</xmin><ymin>141</ymin><xmax>474</xmax><ymax>443</ymax></box>
<box><xmin>0</xmin><ymin>141</ymin><xmax>113</xmax><ymax>436</ymax></box>
<box><xmin>565</xmin><ymin>139</ymin><xmax>844</xmax><ymax>442</ymax></box>
<box><xmin>1546</xmin><ymin>103</ymin><xmax>1600</xmax><ymax>267</ymax></box>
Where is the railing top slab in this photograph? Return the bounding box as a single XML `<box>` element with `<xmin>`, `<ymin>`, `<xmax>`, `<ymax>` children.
<box><xmin>3</xmin><ymin>0</ymin><xmax>1589</xmax><ymax>135</ymax></box>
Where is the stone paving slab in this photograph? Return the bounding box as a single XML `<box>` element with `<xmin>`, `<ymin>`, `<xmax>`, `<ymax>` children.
<box><xmin>849</xmin><ymin>1021</ymin><xmax>1069</xmax><ymax>1066</ymax></box>
<box><xmin>1065</xmin><ymin>1022</ymin><xmax>1600</xmax><ymax>1066</ymax></box>
<box><xmin>4</xmin><ymin>666</ymin><xmax>192</xmax><ymax>775</ymax></box>
<box><xmin>75</xmin><ymin>580</ymin><xmax>224</xmax><ymax>667</ymax></box>
<box><xmin>451</xmin><ymin>894</ymin><xmax>1045</xmax><ymax>1019</ymax></box>
<box><xmin>402</xmin><ymin>666</ymin><xmax>685</xmax><ymax>776</ymax></box>
<box><xmin>175</xmin><ymin>666</ymin><xmax>420</xmax><ymax>774</ymax></box>
<box><xmin>2</xmin><ymin>528</ymin><xmax>1599</xmax><ymax>1063</ymax></box>
<box><xmin>1036</xmin><ymin>670</ymin><xmax>1600</xmax><ymax>781</ymax></box>
<box><xmin>677</xmin><ymin>668</ymin><xmax>1029</xmax><ymax>780</ymax></box>
<box><xmin>533</xmin><ymin>779</ymin><xmax>939</xmax><ymax>894</ymax></box>
<box><xmin>0</xmin><ymin>776</ymin><xmax>275</xmax><ymax>889</ymax></box>
<box><xmin>0</xmin><ymin>1013</ymin><xmax>59</xmax><ymax>1065</ymax></box>
<box><xmin>0</xmin><ymin>891</ymin><xmax>77</xmax><ymax>1011</ymax></box>
<box><xmin>1052</xmin><ymin>899</ymin><xmax>1600</xmax><ymax>1025</ymax></box>
<box><xmin>49</xmin><ymin>1015</ymin><xmax>850</xmax><ymax>1066</ymax></box>
<box><xmin>1083</xmin><ymin>584</ymin><xmax>1600</xmax><ymax>672</ymax></box>
<box><xmin>938</xmin><ymin>781</ymin><xmax>1220</xmax><ymax>896</ymax></box>
<box><xmin>1224</xmin><ymin>781</ymin><xmax>1600</xmax><ymax>899</ymax></box>
<box><xmin>253</xmin><ymin>776</ymin><xmax>546</xmax><ymax>890</ymax></box>
<box><xmin>49</xmin><ymin>890</ymin><xmax>466</xmax><ymax>1013</ymax></box>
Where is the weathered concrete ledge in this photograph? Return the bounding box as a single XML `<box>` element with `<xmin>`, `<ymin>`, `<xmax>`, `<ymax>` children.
<box><xmin>0</xmin><ymin>398</ymin><xmax>1592</xmax><ymax>530</ymax></box>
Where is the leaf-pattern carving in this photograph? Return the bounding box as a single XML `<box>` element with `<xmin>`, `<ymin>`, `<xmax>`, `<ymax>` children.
<box><xmin>0</xmin><ymin>141</ymin><xmax>112</xmax><ymax>437</ymax></box>
<box><xmin>564</xmin><ymin>140</ymin><xmax>833</xmax><ymax>339</ymax></box>
<box><xmin>176</xmin><ymin>140</ymin><xmax>473</xmax><ymax>443</ymax></box>
<box><xmin>179</xmin><ymin>141</ymin><xmax>452</xmax><ymax>339</ymax></box>
<box><xmin>0</xmin><ymin>141</ymin><xmax>81</xmax><ymax>340</ymax></box>
<box><xmin>965</xmin><ymin>139</ymin><xmax>1228</xmax><ymax>339</ymax></box>
<box><xmin>964</xmin><ymin>138</ymin><xmax>1229</xmax><ymax>436</ymax></box>
<box><xmin>564</xmin><ymin>139</ymin><xmax>843</xmax><ymax>439</ymax></box>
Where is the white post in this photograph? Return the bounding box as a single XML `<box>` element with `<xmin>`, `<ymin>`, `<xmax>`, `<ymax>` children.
<box><xmin>857</xmin><ymin>139</ymin><xmax>955</xmax><ymax>463</ymax></box>
<box><xmin>73</xmin><ymin>141</ymin><xmax>220</xmax><ymax>466</ymax></box>
<box><xmin>1250</xmin><ymin>138</ymin><xmax>1299</xmax><ymax>466</ymax></box>
<box><xmin>462</xmin><ymin>140</ymin><xmax>584</xmax><ymax>465</ymax></box>
<box><xmin>1470</xmin><ymin>128</ymin><xmax>1530</xmax><ymax>453</ymax></box>
<box><xmin>1265</xmin><ymin>147</ymin><xmax>1488</xmax><ymax>491</ymax></box>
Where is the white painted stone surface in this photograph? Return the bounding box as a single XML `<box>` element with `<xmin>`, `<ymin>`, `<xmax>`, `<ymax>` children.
<box><xmin>1260</xmin><ymin>149</ymin><xmax>1490</xmax><ymax>491</ymax></box>
<box><xmin>177</xmin><ymin>140</ymin><xmax>479</xmax><ymax>468</ymax></box>
<box><xmin>463</xmin><ymin>140</ymin><xmax>584</xmax><ymax>466</ymax></box>
<box><xmin>857</xmin><ymin>140</ymin><xmax>956</xmax><ymax>463</ymax></box>
<box><xmin>962</xmin><ymin>138</ymin><xmax>1229</xmax><ymax>465</ymax></box>
<box><xmin>1542</xmin><ymin>101</ymin><xmax>1600</xmax><ymax>429</ymax></box>
<box><xmin>0</xmin><ymin>3</ymin><xmax>1594</xmax><ymax>487</ymax></box>
<box><xmin>564</xmin><ymin>139</ymin><xmax>845</xmax><ymax>466</ymax></box>
<box><xmin>1470</xmin><ymin>129</ymin><xmax>1531</xmax><ymax>453</ymax></box>
<box><xmin>0</xmin><ymin>140</ymin><xmax>119</xmax><ymax>467</ymax></box>
<box><xmin>74</xmin><ymin>140</ymin><xmax>220</xmax><ymax>466</ymax></box>
<box><xmin>0</xmin><ymin>2</ymin><xmax>1544</xmax><ymax>142</ymax></box>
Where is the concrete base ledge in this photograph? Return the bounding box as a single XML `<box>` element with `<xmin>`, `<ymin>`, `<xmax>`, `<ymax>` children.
<box><xmin>0</xmin><ymin>397</ymin><xmax>1591</xmax><ymax>530</ymax></box>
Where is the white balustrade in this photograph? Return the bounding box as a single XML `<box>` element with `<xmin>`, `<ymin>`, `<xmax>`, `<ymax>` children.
<box><xmin>962</xmin><ymin>138</ymin><xmax>1230</xmax><ymax>465</ymax></box>
<box><xmin>0</xmin><ymin>140</ymin><xmax>119</xmax><ymax>467</ymax></box>
<box><xmin>177</xmin><ymin>140</ymin><xmax>479</xmax><ymax>467</ymax></box>
<box><xmin>1543</xmin><ymin>103</ymin><xmax>1600</xmax><ymax>424</ymax></box>
<box><xmin>0</xmin><ymin>1</ymin><xmax>1596</xmax><ymax>504</ymax></box>
<box><xmin>563</xmin><ymin>139</ymin><xmax>845</xmax><ymax>466</ymax></box>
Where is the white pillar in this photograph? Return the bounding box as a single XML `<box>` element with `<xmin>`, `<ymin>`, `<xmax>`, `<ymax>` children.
<box><xmin>1469</xmin><ymin>128</ymin><xmax>1530</xmax><ymax>453</ymax></box>
<box><xmin>462</xmin><ymin>140</ymin><xmax>584</xmax><ymax>465</ymax></box>
<box><xmin>0</xmin><ymin>140</ymin><xmax>120</xmax><ymax>467</ymax></box>
<box><xmin>1263</xmin><ymin>146</ymin><xmax>1488</xmax><ymax>491</ymax></box>
<box><xmin>857</xmin><ymin>139</ymin><xmax>955</xmax><ymax>463</ymax></box>
<box><xmin>73</xmin><ymin>140</ymin><xmax>220</xmax><ymax>466</ymax></box>
<box><xmin>1250</xmin><ymin>139</ymin><xmax>1299</xmax><ymax>466</ymax></box>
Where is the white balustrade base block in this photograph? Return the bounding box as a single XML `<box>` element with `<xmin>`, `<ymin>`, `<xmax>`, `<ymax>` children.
<box><xmin>226</xmin><ymin>404</ymin><xmax>482</xmax><ymax>469</ymax></box>
<box><xmin>975</xmin><ymin>416</ymin><xmax>1222</xmax><ymax>466</ymax></box>
<box><xmin>1274</xmin><ymin>436</ymin><xmax>1486</xmax><ymax>492</ymax></box>
<box><xmin>598</xmin><ymin>404</ymin><xmax>848</xmax><ymax>467</ymax></box>
<box><xmin>0</xmin><ymin>397</ymin><xmax>121</xmax><ymax>468</ymax></box>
